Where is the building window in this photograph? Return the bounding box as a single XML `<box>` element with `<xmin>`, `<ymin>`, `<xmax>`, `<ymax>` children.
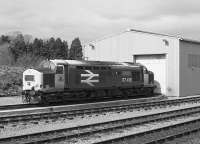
<box><xmin>188</xmin><ymin>54</ymin><xmax>200</xmax><ymax>68</ymax></box>
<box><xmin>163</xmin><ymin>39</ymin><xmax>169</xmax><ymax>46</ymax></box>
<box><xmin>89</xmin><ymin>43</ymin><xmax>95</xmax><ymax>50</ymax></box>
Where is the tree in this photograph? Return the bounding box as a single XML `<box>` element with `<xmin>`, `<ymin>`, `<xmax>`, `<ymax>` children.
<box><xmin>69</xmin><ymin>38</ymin><xmax>83</xmax><ymax>60</ymax></box>
<box><xmin>63</xmin><ymin>40</ymin><xmax>69</xmax><ymax>59</ymax></box>
<box><xmin>54</xmin><ymin>38</ymin><xmax>63</xmax><ymax>58</ymax></box>
<box><xmin>42</xmin><ymin>40</ymin><xmax>50</xmax><ymax>59</ymax></box>
<box><xmin>48</xmin><ymin>37</ymin><xmax>56</xmax><ymax>59</ymax></box>
<box><xmin>53</xmin><ymin>38</ymin><xmax>68</xmax><ymax>59</ymax></box>
<box><xmin>5</xmin><ymin>33</ymin><xmax>71</xmax><ymax>65</ymax></box>
<box><xmin>8</xmin><ymin>34</ymin><xmax>26</xmax><ymax>62</ymax></box>
<box><xmin>0</xmin><ymin>35</ymin><xmax>10</xmax><ymax>43</ymax></box>
<box><xmin>25</xmin><ymin>42</ymin><xmax>33</xmax><ymax>55</ymax></box>
<box><xmin>31</xmin><ymin>38</ymin><xmax>44</xmax><ymax>56</ymax></box>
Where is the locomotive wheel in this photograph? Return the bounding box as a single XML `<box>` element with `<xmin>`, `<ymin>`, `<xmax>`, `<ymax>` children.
<box><xmin>41</xmin><ymin>95</ymin><xmax>49</xmax><ymax>105</ymax></box>
<box><xmin>95</xmin><ymin>90</ymin><xmax>106</xmax><ymax>98</ymax></box>
<box><xmin>22</xmin><ymin>94</ymin><xmax>31</xmax><ymax>103</ymax></box>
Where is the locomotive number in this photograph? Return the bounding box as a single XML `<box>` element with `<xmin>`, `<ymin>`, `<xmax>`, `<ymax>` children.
<box><xmin>122</xmin><ymin>77</ymin><xmax>132</xmax><ymax>83</ymax></box>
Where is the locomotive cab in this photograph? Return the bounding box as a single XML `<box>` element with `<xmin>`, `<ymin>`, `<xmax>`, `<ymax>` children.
<box><xmin>38</xmin><ymin>60</ymin><xmax>66</xmax><ymax>90</ymax></box>
<box><xmin>22</xmin><ymin>60</ymin><xmax>67</xmax><ymax>103</ymax></box>
<box><xmin>55</xmin><ymin>65</ymin><xmax>65</xmax><ymax>89</ymax></box>
<box><xmin>143</xmin><ymin>66</ymin><xmax>154</xmax><ymax>86</ymax></box>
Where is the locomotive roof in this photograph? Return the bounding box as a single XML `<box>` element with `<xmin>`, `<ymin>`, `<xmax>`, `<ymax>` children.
<box><xmin>50</xmin><ymin>59</ymin><xmax>141</xmax><ymax>68</ymax></box>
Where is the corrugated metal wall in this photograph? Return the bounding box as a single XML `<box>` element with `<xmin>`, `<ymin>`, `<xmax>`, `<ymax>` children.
<box><xmin>84</xmin><ymin>30</ymin><xmax>180</xmax><ymax>96</ymax></box>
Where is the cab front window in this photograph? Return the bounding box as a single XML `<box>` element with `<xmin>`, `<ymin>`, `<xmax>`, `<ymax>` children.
<box><xmin>38</xmin><ymin>60</ymin><xmax>56</xmax><ymax>72</ymax></box>
<box><xmin>25</xmin><ymin>75</ymin><xmax>34</xmax><ymax>81</ymax></box>
<box><xmin>56</xmin><ymin>66</ymin><xmax>63</xmax><ymax>74</ymax></box>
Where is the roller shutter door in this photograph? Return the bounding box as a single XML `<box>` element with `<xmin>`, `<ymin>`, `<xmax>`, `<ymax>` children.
<box><xmin>135</xmin><ymin>54</ymin><xmax>166</xmax><ymax>94</ymax></box>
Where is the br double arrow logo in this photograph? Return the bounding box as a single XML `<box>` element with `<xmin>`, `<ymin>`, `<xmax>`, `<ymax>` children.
<box><xmin>81</xmin><ymin>70</ymin><xmax>99</xmax><ymax>86</ymax></box>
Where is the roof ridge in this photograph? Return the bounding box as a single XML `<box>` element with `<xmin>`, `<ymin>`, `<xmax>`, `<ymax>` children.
<box><xmin>84</xmin><ymin>28</ymin><xmax>200</xmax><ymax>45</ymax></box>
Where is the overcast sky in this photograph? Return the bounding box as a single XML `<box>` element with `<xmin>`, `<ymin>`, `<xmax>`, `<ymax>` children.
<box><xmin>0</xmin><ymin>0</ymin><xmax>200</xmax><ymax>43</ymax></box>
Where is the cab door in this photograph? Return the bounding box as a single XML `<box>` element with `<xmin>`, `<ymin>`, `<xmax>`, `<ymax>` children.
<box><xmin>55</xmin><ymin>65</ymin><xmax>65</xmax><ymax>89</ymax></box>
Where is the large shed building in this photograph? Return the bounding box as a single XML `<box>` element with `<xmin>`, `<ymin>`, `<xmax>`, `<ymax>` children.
<box><xmin>84</xmin><ymin>29</ymin><xmax>200</xmax><ymax>97</ymax></box>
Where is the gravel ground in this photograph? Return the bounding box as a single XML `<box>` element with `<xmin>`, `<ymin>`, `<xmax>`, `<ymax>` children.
<box><xmin>0</xmin><ymin>96</ymin><xmax>23</xmax><ymax>105</ymax></box>
<box><xmin>1</xmin><ymin>100</ymin><xmax>200</xmax><ymax>139</ymax></box>
<box><xmin>0</xmin><ymin>66</ymin><xmax>24</xmax><ymax>96</ymax></box>
<box><xmin>69</xmin><ymin>113</ymin><xmax>200</xmax><ymax>144</ymax></box>
<box><xmin>164</xmin><ymin>131</ymin><xmax>200</xmax><ymax>144</ymax></box>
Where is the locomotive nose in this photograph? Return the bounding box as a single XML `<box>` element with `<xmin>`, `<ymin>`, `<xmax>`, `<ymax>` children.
<box><xmin>24</xmin><ymin>75</ymin><xmax>35</xmax><ymax>90</ymax></box>
<box><xmin>23</xmin><ymin>69</ymin><xmax>43</xmax><ymax>91</ymax></box>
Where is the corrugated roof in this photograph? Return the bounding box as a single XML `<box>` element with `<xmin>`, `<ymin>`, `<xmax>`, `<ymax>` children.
<box><xmin>50</xmin><ymin>59</ymin><xmax>140</xmax><ymax>68</ymax></box>
<box><xmin>179</xmin><ymin>38</ymin><xmax>200</xmax><ymax>44</ymax></box>
<box><xmin>51</xmin><ymin>59</ymin><xmax>86</xmax><ymax>65</ymax></box>
<box><xmin>126</xmin><ymin>29</ymin><xmax>179</xmax><ymax>39</ymax></box>
<box><xmin>128</xmin><ymin>29</ymin><xmax>200</xmax><ymax>44</ymax></box>
<box><xmin>51</xmin><ymin>59</ymin><xmax>124</xmax><ymax>66</ymax></box>
<box><xmin>84</xmin><ymin>29</ymin><xmax>200</xmax><ymax>45</ymax></box>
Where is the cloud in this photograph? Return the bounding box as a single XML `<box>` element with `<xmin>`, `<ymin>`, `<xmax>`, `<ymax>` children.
<box><xmin>0</xmin><ymin>0</ymin><xmax>200</xmax><ymax>43</ymax></box>
<box><xmin>81</xmin><ymin>0</ymin><xmax>200</xmax><ymax>20</ymax></box>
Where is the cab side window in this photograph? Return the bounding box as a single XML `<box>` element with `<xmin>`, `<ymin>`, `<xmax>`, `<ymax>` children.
<box><xmin>143</xmin><ymin>67</ymin><xmax>148</xmax><ymax>74</ymax></box>
<box><xmin>56</xmin><ymin>66</ymin><xmax>63</xmax><ymax>74</ymax></box>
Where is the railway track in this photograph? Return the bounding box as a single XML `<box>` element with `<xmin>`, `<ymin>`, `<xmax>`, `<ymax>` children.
<box><xmin>0</xmin><ymin>95</ymin><xmax>161</xmax><ymax>111</ymax></box>
<box><xmin>0</xmin><ymin>96</ymin><xmax>200</xmax><ymax>127</ymax></box>
<box><xmin>0</xmin><ymin>104</ymin><xmax>37</xmax><ymax>111</ymax></box>
<box><xmin>94</xmin><ymin>114</ymin><xmax>200</xmax><ymax>144</ymax></box>
<box><xmin>1</xmin><ymin>102</ymin><xmax>200</xmax><ymax>144</ymax></box>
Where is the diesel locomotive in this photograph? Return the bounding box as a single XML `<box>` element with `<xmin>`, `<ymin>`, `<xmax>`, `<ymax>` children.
<box><xmin>22</xmin><ymin>59</ymin><xmax>155</xmax><ymax>104</ymax></box>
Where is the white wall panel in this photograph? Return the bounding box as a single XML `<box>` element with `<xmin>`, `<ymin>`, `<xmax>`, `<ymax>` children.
<box><xmin>84</xmin><ymin>30</ymin><xmax>180</xmax><ymax>96</ymax></box>
<box><xmin>179</xmin><ymin>41</ymin><xmax>200</xmax><ymax>96</ymax></box>
<box><xmin>135</xmin><ymin>54</ymin><xmax>166</xmax><ymax>94</ymax></box>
